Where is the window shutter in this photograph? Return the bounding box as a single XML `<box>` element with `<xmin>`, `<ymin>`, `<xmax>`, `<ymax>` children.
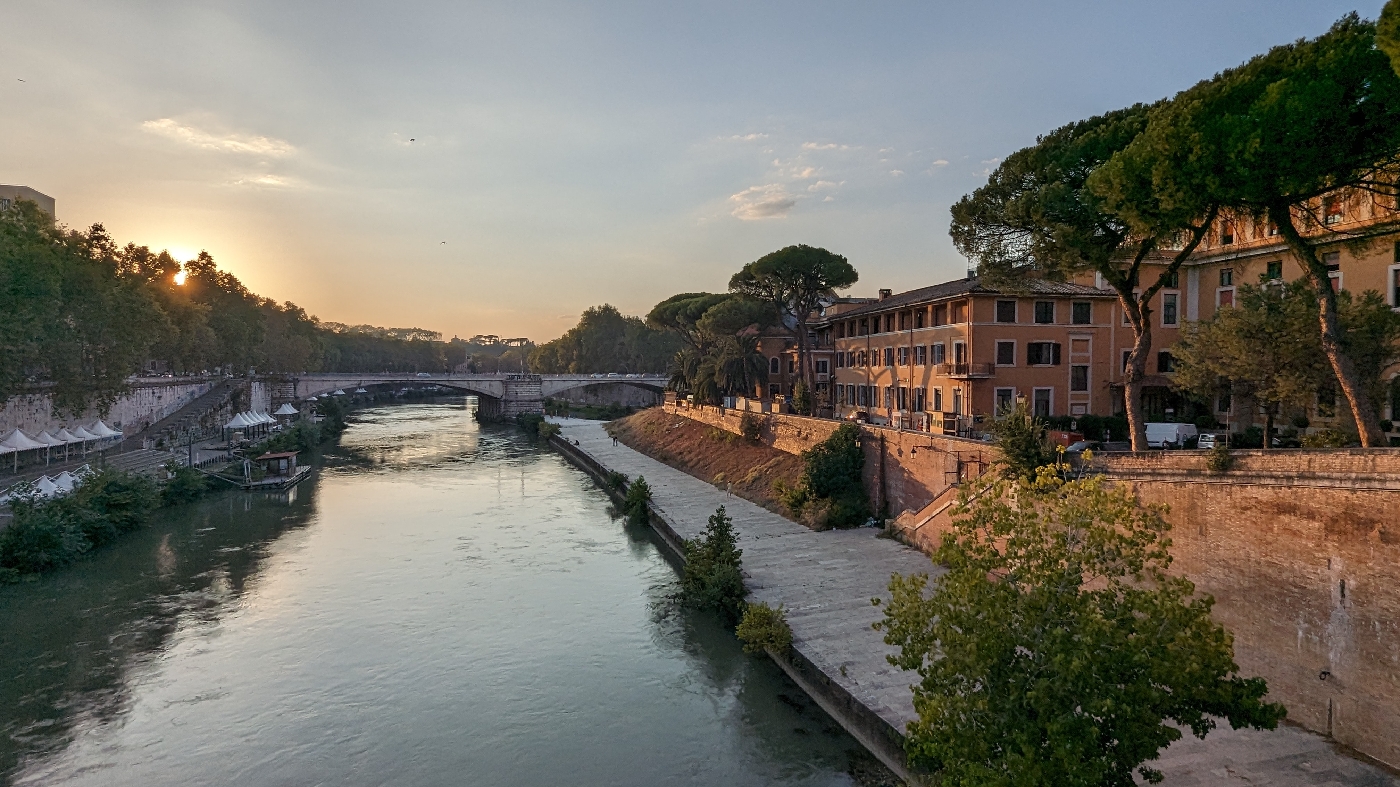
<box><xmin>1052</xmin><ymin>343</ymin><xmax>1062</xmax><ymax>365</ymax></box>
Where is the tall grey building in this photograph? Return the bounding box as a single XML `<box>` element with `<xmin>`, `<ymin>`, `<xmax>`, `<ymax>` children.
<box><xmin>0</xmin><ymin>185</ymin><xmax>56</xmax><ymax>218</ymax></box>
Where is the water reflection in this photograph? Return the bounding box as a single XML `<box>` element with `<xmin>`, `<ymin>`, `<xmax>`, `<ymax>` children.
<box><xmin>2</xmin><ymin>401</ymin><xmax>878</xmax><ymax>786</ymax></box>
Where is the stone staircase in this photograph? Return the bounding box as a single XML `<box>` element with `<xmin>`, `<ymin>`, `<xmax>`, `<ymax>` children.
<box><xmin>121</xmin><ymin>380</ymin><xmax>239</xmax><ymax>451</ymax></box>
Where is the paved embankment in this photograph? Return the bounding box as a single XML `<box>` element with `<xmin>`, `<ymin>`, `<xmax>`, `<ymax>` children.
<box><xmin>551</xmin><ymin>418</ymin><xmax>1400</xmax><ymax>786</ymax></box>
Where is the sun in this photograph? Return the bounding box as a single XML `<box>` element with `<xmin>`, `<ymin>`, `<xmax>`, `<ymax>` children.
<box><xmin>173</xmin><ymin>268</ymin><xmax>188</xmax><ymax>286</ymax></box>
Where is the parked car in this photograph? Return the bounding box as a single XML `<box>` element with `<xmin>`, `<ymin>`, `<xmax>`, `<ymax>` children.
<box><xmin>1145</xmin><ymin>422</ymin><xmax>1198</xmax><ymax>449</ymax></box>
<box><xmin>416</xmin><ymin>372</ymin><xmax>432</xmax><ymax>377</ymax></box>
<box><xmin>1064</xmin><ymin>440</ymin><xmax>1103</xmax><ymax>453</ymax></box>
<box><xmin>1197</xmin><ymin>433</ymin><xmax>1221</xmax><ymax>450</ymax></box>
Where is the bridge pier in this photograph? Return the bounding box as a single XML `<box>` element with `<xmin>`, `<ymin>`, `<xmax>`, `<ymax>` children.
<box><xmin>500</xmin><ymin>375</ymin><xmax>543</xmax><ymax>418</ymax></box>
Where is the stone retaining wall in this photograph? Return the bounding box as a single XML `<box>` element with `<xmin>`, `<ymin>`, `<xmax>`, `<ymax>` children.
<box><xmin>1</xmin><ymin>379</ymin><xmax>216</xmax><ymax>437</ymax></box>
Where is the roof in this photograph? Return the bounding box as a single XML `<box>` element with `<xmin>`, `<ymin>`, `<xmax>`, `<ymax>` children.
<box><xmin>820</xmin><ymin>276</ymin><xmax>1115</xmax><ymax>322</ymax></box>
<box><xmin>256</xmin><ymin>451</ymin><xmax>299</xmax><ymax>460</ymax></box>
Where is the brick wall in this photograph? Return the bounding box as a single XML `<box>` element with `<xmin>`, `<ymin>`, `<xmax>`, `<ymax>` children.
<box><xmin>1095</xmin><ymin>451</ymin><xmax>1400</xmax><ymax>768</ymax></box>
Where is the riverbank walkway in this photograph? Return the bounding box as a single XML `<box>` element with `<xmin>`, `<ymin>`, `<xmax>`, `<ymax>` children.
<box><xmin>553</xmin><ymin>418</ymin><xmax>1398</xmax><ymax>786</ymax></box>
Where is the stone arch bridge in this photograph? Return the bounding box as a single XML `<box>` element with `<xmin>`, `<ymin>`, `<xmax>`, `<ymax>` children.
<box><xmin>290</xmin><ymin>373</ymin><xmax>667</xmax><ymax>418</ymax></box>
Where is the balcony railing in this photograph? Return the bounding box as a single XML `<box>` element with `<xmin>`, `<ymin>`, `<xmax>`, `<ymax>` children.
<box><xmin>933</xmin><ymin>362</ymin><xmax>994</xmax><ymax>379</ymax></box>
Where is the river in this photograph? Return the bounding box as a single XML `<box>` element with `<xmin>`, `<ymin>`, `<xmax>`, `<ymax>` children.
<box><xmin>0</xmin><ymin>400</ymin><xmax>881</xmax><ymax>786</ymax></box>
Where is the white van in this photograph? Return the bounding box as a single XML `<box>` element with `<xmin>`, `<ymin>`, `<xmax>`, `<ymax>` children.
<box><xmin>1145</xmin><ymin>422</ymin><xmax>1197</xmax><ymax>449</ymax></box>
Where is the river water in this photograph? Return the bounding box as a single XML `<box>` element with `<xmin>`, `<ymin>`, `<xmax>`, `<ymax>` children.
<box><xmin>0</xmin><ymin>401</ymin><xmax>876</xmax><ymax>786</ymax></box>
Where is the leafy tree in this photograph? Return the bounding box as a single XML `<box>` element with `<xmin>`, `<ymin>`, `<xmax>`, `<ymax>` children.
<box><xmin>645</xmin><ymin>293</ymin><xmax>732</xmax><ymax>352</ymax></box>
<box><xmin>529</xmin><ymin>304</ymin><xmax>679</xmax><ymax>374</ymax></box>
<box><xmin>952</xmin><ymin>106</ymin><xmax>1218</xmax><ymax>450</ymax></box>
<box><xmin>790</xmin><ymin>379</ymin><xmax>811</xmax><ymax>415</ymax></box>
<box><xmin>1175</xmin><ymin>281</ymin><xmax>1400</xmax><ymax>442</ymax></box>
<box><xmin>709</xmin><ymin>334</ymin><xmax>769</xmax><ymax>398</ymax></box>
<box><xmin>623</xmin><ymin>475</ymin><xmax>652</xmax><ymax>525</ymax></box>
<box><xmin>729</xmin><ymin>245</ymin><xmax>857</xmax><ymax>390</ymax></box>
<box><xmin>680</xmin><ymin>506</ymin><xmax>746</xmax><ymax>625</ymax></box>
<box><xmin>878</xmin><ymin>471</ymin><xmax>1285</xmax><ymax>786</ymax></box>
<box><xmin>1119</xmin><ymin>14</ymin><xmax>1400</xmax><ymax>445</ymax></box>
<box><xmin>988</xmin><ymin>401</ymin><xmax>1056</xmax><ymax>479</ymax></box>
<box><xmin>649</xmin><ymin>293</ymin><xmax>778</xmax><ymax>396</ymax></box>
<box><xmin>780</xmin><ymin>423</ymin><xmax>869</xmax><ymax>528</ymax></box>
<box><xmin>1380</xmin><ymin>0</ymin><xmax>1400</xmax><ymax>78</ymax></box>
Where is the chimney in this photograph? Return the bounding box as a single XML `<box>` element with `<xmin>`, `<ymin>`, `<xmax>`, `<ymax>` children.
<box><xmin>878</xmin><ymin>288</ymin><xmax>892</xmax><ymax>301</ymax></box>
<box><xmin>966</xmin><ymin>267</ymin><xmax>976</xmax><ymax>280</ymax></box>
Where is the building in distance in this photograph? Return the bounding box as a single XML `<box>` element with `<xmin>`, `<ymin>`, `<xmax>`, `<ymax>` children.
<box><xmin>0</xmin><ymin>185</ymin><xmax>55</xmax><ymax>218</ymax></box>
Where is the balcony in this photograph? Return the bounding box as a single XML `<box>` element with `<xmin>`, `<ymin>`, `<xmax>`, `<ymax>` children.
<box><xmin>933</xmin><ymin>362</ymin><xmax>994</xmax><ymax>379</ymax></box>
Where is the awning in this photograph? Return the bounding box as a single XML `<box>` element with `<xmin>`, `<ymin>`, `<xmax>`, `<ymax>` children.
<box><xmin>53</xmin><ymin>471</ymin><xmax>77</xmax><ymax>492</ymax></box>
<box><xmin>88</xmin><ymin>420</ymin><xmax>121</xmax><ymax>438</ymax></box>
<box><xmin>1</xmin><ymin>429</ymin><xmax>46</xmax><ymax>451</ymax></box>
<box><xmin>70</xmin><ymin>426</ymin><xmax>99</xmax><ymax>441</ymax></box>
<box><xmin>274</xmin><ymin>403</ymin><xmax>299</xmax><ymax>416</ymax></box>
<box><xmin>225</xmin><ymin>413</ymin><xmax>253</xmax><ymax>429</ymax></box>
<box><xmin>354</xmin><ymin>387</ymin><xmax>368</xmax><ymax>394</ymax></box>
<box><xmin>33</xmin><ymin>431</ymin><xmax>66</xmax><ymax>447</ymax></box>
<box><xmin>54</xmin><ymin>428</ymin><xmax>85</xmax><ymax>444</ymax></box>
<box><xmin>33</xmin><ymin>476</ymin><xmax>59</xmax><ymax>498</ymax></box>
<box><xmin>332</xmin><ymin>389</ymin><xmax>347</xmax><ymax>396</ymax></box>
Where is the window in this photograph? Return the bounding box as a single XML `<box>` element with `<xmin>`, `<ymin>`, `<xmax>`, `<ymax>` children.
<box><xmin>1034</xmin><ymin>301</ymin><xmax>1055</xmax><ymax>324</ymax></box>
<box><xmin>1218</xmin><ymin>288</ymin><xmax>1235</xmax><ymax>308</ymax></box>
<box><xmin>996</xmin><ymin>300</ymin><xmax>1017</xmax><ymax>323</ymax></box>
<box><xmin>1027</xmin><ymin>342</ymin><xmax>1061</xmax><ymax>366</ymax></box>
<box><xmin>932</xmin><ymin>387</ymin><xmax>943</xmax><ymax>412</ymax></box>
<box><xmin>884</xmin><ymin>314</ymin><xmax>895</xmax><ymax>333</ymax></box>
<box><xmin>913</xmin><ymin>387</ymin><xmax>926</xmax><ymax>412</ymax></box>
<box><xmin>1220</xmin><ymin>268</ymin><xmax>1234</xmax><ymax>286</ymax></box>
<box><xmin>1395</xmin><ymin>241</ymin><xmax>1400</xmax><ymax>264</ymax></box>
<box><xmin>769</xmin><ymin>357</ymin><xmax>780</xmax><ymax>375</ymax></box>
<box><xmin>995</xmin><ymin>388</ymin><xmax>1015</xmax><ymax>415</ymax></box>
<box><xmin>1321</xmin><ymin>250</ymin><xmax>1344</xmax><ymax>291</ymax></box>
<box><xmin>1217</xmin><ymin>385</ymin><xmax>1232</xmax><ymax>414</ymax></box>
<box><xmin>952</xmin><ymin>388</ymin><xmax>963</xmax><ymax>415</ymax></box>
<box><xmin>931</xmin><ymin>304</ymin><xmax>948</xmax><ymax>326</ymax></box>
<box><xmin>897</xmin><ymin>386</ymin><xmax>908</xmax><ymax>411</ymax></box>
<box><xmin>1324</xmin><ymin>196</ymin><xmax>1344</xmax><ymax>225</ymax></box>
<box><xmin>930</xmin><ymin>343</ymin><xmax>946</xmax><ymax>364</ymax></box>
<box><xmin>950</xmin><ymin>301</ymin><xmax>967</xmax><ymax>323</ymax></box>
<box><xmin>1163</xmin><ymin>270</ymin><xmax>1179</xmax><ymax>289</ymax></box>
<box><xmin>1032</xmin><ymin>388</ymin><xmax>1052</xmax><ymax>418</ymax></box>
<box><xmin>859</xmin><ymin>318</ymin><xmax>869</xmax><ymax>336</ymax></box>
<box><xmin>1265</xmin><ymin>260</ymin><xmax>1283</xmax><ymax>280</ymax></box>
<box><xmin>836</xmin><ymin>385</ymin><xmax>845</xmax><ymax>405</ymax></box>
<box><xmin>835</xmin><ymin>353</ymin><xmax>844</xmax><ymax>369</ymax></box>
<box><xmin>1070</xmin><ymin>365</ymin><xmax>1089</xmax><ymax>392</ymax></box>
<box><xmin>1122</xmin><ymin>350</ymin><xmax>1132</xmax><ymax>371</ymax></box>
<box><xmin>897</xmin><ymin>312</ymin><xmax>908</xmax><ymax>330</ymax></box>
<box><xmin>953</xmin><ymin>341</ymin><xmax>967</xmax><ymax>364</ymax></box>
<box><xmin>897</xmin><ymin>346</ymin><xmax>910</xmax><ymax>365</ymax></box>
<box><xmin>914</xmin><ymin>308</ymin><xmax>925</xmax><ymax>328</ymax></box>
<box><xmin>1220</xmin><ymin>222</ymin><xmax>1235</xmax><ymax>245</ymax></box>
<box><xmin>914</xmin><ymin>345</ymin><xmax>927</xmax><ymax>365</ymax></box>
<box><xmin>883</xmin><ymin>347</ymin><xmax>894</xmax><ymax>366</ymax></box>
<box><xmin>1162</xmin><ymin>293</ymin><xmax>1178</xmax><ymax>326</ymax></box>
<box><xmin>816</xmin><ymin>359</ymin><xmax>829</xmax><ymax>375</ymax></box>
<box><xmin>788</xmin><ymin>358</ymin><xmax>795</xmax><ymax>374</ymax></box>
<box><xmin>1157</xmin><ymin>351</ymin><xmax>1176</xmax><ymax>373</ymax></box>
<box><xmin>1072</xmin><ymin>301</ymin><xmax>1092</xmax><ymax>325</ymax></box>
<box><xmin>1391</xmin><ymin>266</ymin><xmax>1400</xmax><ymax>308</ymax></box>
<box><xmin>996</xmin><ymin>341</ymin><xmax>1016</xmax><ymax>366</ymax></box>
<box><xmin>769</xmin><ymin>383</ymin><xmax>781</xmax><ymax>396</ymax></box>
<box><xmin>883</xmin><ymin>386</ymin><xmax>893</xmax><ymax>409</ymax></box>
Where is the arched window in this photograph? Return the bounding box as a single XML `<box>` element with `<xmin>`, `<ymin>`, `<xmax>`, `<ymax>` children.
<box><xmin>770</xmin><ymin>357</ymin><xmax>781</xmax><ymax>375</ymax></box>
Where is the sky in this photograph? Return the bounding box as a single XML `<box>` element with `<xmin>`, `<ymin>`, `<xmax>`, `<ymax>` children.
<box><xmin>1</xmin><ymin>1</ymin><xmax>1386</xmax><ymax>342</ymax></box>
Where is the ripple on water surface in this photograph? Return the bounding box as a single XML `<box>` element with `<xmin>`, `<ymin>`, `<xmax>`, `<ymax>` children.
<box><xmin>1</xmin><ymin>401</ymin><xmax>880</xmax><ymax>786</ymax></box>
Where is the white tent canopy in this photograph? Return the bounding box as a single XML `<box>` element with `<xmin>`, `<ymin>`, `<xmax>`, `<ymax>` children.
<box><xmin>225</xmin><ymin>413</ymin><xmax>253</xmax><ymax>429</ymax></box>
<box><xmin>34</xmin><ymin>431</ymin><xmax>66</xmax><ymax>447</ymax></box>
<box><xmin>70</xmin><ymin>426</ymin><xmax>99</xmax><ymax>441</ymax></box>
<box><xmin>53</xmin><ymin>471</ymin><xmax>77</xmax><ymax>492</ymax></box>
<box><xmin>1</xmin><ymin>429</ymin><xmax>46</xmax><ymax>451</ymax></box>
<box><xmin>54</xmin><ymin>428</ymin><xmax>85</xmax><ymax>444</ymax></box>
<box><xmin>332</xmin><ymin>389</ymin><xmax>346</xmax><ymax>396</ymax></box>
<box><xmin>88</xmin><ymin>420</ymin><xmax>121</xmax><ymax>438</ymax></box>
<box><xmin>354</xmin><ymin>387</ymin><xmax>368</xmax><ymax>394</ymax></box>
<box><xmin>33</xmin><ymin>475</ymin><xmax>59</xmax><ymax>498</ymax></box>
<box><xmin>274</xmin><ymin>403</ymin><xmax>299</xmax><ymax>416</ymax></box>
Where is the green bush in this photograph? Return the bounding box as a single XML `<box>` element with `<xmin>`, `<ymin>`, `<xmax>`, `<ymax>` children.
<box><xmin>736</xmin><ymin>601</ymin><xmax>792</xmax><ymax>655</ymax></box>
<box><xmin>739</xmin><ymin>411</ymin><xmax>763</xmax><ymax>443</ymax></box>
<box><xmin>516</xmin><ymin>412</ymin><xmax>546</xmax><ymax>437</ymax></box>
<box><xmin>1301</xmin><ymin>428</ymin><xmax>1358</xmax><ymax>448</ymax></box>
<box><xmin>1206</xmin><ymin>443</ymin><xmax>1233</xmax><ymax>473</ymax></box>
<box><xmin>605</xmin><ymin>470</ymin><xmax>630</xmax><ymax>491</ymax></box>
<box><xmin>0</xmin><ymin>469</ymin><xmax>158</xmax><ymax>580</ymax></box>
<box><xmin>680</xmin><ymin>506</ymin><xmax>746</xmax><ymax>625</ymax></box>
<box><xmin>162</xmin><ymin>462</ymin><xmax>212</xmax><ymax>505</ymax></box>
<box><xmin>538</xmin><ymin>422</ymin><xmax>561</xmax><ymax>440</ymax></box>
<box><xmin>791</xmin><ymin>380</ymin><xmax>812</xmax><ymax>416</ymax></box>
<box><xmin>623</xmin><ymin>475</ymin><xmax>652</xmax><ymax>525</ymax></box>
<box><xmin>990</xmin><ymin>402</ymin><xmax>1056</xmax><ymax>480</ymax></box>
<box><xmin>1045</xmin><ymin>413</ymin><xmax>1128</xmax><ymax>441</ymax></box>
<box><xmin>782</xmin><ymin>423</ymin><xmax>869</xmax><ymax>529</ymax></box>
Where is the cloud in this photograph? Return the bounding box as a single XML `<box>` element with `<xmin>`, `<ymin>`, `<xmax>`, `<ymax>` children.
<box><xmin>930</xmin><ymin>159</ymin><xmax>949</xmax><ymax>167</ymax></box>
<box><xmin>728</xmin><ymin>132</ymin><xmax>768</xmax><ymax>141</ymax></box>
<box><xmin>890</xmin><ymin>169</ymin><xmax>905</xmax><ymax>177</ymax></box>
<box><xmin>791</xmin><ymin>166</ymin><xmax>818</xmax><ymax>179</ymax></box>
<box><xmin>231</xmin><ymin>174</ymin><xmax>299</xmax><ymax>188</ymax></box>
<box><xmin>980</xmin><ymin>157</ymin><xmax>1002</xmax><ymax>165</ymax></box>
<box><xmin>143</xmin><ymin>118</ymin><xmax>293</xmax><ymax>156</ymax></box>
<box><xmin>822</xmin><ymin>196</ymin><xmax>834</xmax><ymax>202</ymax></box>
<box><xmin>807</xmin><ymin>180</ymin><xmax>838</xmax><ymax>192</ymax></box>
<box><xmin>801</xmin><ymin>141</ymin><xmax>851</xmax><ymax>151</ymax></box>
<box><xmin>729</xmin><ymin>184</ymin><xmax>799</xmax><ymax>220</ymax></box>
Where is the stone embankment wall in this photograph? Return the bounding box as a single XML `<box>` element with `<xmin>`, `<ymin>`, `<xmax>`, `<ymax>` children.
<box><xmin>551</xmin><ymin>382</ymin><xmax>663</xmax><ymax>408</ymax></box>
<box><xmin>1</xmin><ymin>379</ymin><xmax>216</xmax><ymax>437</ymax></box>
<box><xmin>662</xmin><ymin>401</ymin><xmax>993</xmax><ymax>520</ymax></box>
<box><xmin>662</xmin><ymin>402</ymin><xmax>1400</xmax><ymax>768</ymax></box>
<box><xmin>1090</xmin><ymin>450</ymin><xmax>1400</xmax><ymax>769</ymax></box>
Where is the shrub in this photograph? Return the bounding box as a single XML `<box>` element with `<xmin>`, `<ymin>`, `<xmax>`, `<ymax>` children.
<box><xmin>1301</xmin><ymin>428</ymin><xmax>1358</xmax><ymax>448</ymax></box>
<box><xmin>736</xmin><ymin>602</ymin><xmax>792</xmax><ymax>655</ymax></box>
<box><xmin>605</xmin><ymin>470</ymin><xmax>629</xmax><ymax>491</ymax></box>
<box><xmin>739</xmin><ymin>411</ymin><xmax>763</xmax><ymax>443</ymax></box>
<box><xmin>516</xmin><ymin>412</ymin><xmax>546</xmax><ymax>437</ymax></box>
<box><xmin>0</xmin><ymin>469</ymin><xmax>157</xmax><ymax>580</ymax></box>
<box><xmin>623</xmin><ymin>475</ymin><xmax>652</xmax><ymax>525</ymax></box>
<box><xmin>1291</xmin><ymin>415</ymin><xmax>1311</xmax><ymax>429</ymax></box>
<box><xmin>680</xmin><ymin>506</ymin><xmax>746</xmax><ymax>625</ymax></box>
<box><xmin>162</xmin><ymin>462</ymin><xmax>212</xmax><ymax>505</ymax></box>
<box><xmin>538</xmin><ymin>422</ymin><xmax>561</xmax><ymax>440</ymax></box>
<box><xmin>989</xmin><ymin>402</ymin><xmax>1056</xmax><ymax>480</ymax></box>
<box><xmin>791</xmin><ymin>380</ymin><xmax>812</xmax><ymax>416</ymax></box>
<box><xmin>1206</xmin><ymin>443</ymin><xmax>1233</xmax><ymax>473</ymax></box>
<box><xmin>1235</xmin><ymin>426</ymin><xmax>1265</xmax><ymax>448</ymax></box>
<box><xmin>782</xmin><ymin>423</ymin><xmax>869</xmax><ymax>529</ymax></box>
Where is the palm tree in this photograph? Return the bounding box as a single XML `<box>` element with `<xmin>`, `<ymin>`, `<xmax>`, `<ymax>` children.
<box><xmin>713</xmin><ymin>335</ymin><xmax>768</xmax><ymax>397</ymax></box>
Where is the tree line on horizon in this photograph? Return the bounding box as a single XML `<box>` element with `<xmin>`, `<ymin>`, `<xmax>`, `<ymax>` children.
<box><xmin>0</xmin><ymin>203</ymin><xmax>476</xmax><ymax>415</ymax></box>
